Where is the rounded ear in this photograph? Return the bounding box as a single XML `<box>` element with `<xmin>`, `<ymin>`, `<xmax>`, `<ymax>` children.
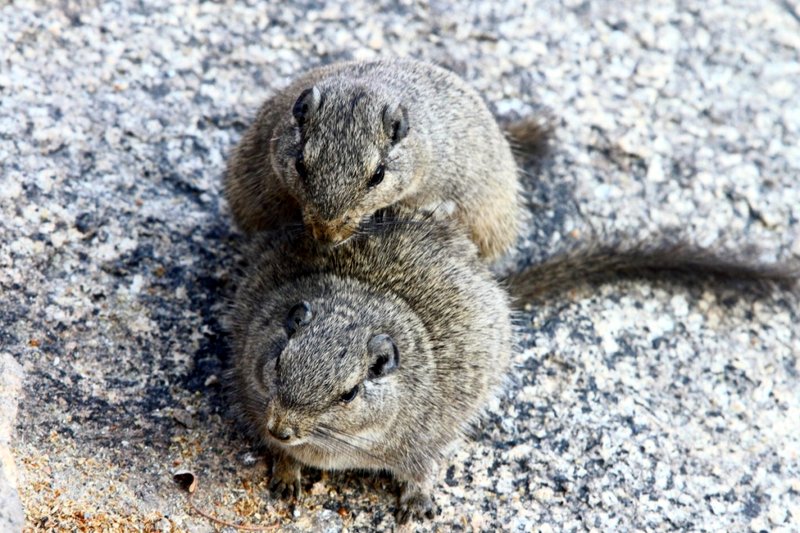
<box><xmin>382</xmin><ymin>103</ymin><xmax>409</xmax><ymax>144</ymax></box>
<box><xmin>285</xmin><ymin>301</ymin><xmax>313</xmax><ymax>336</ymax></box>
<box><xmin>292</xmin><ymin>86</ymin><xmax>322</xmax><ymax>126</ymax></box>
<box><xmin>367</xmin><ymin>334</ymin><xmax>399</xmax><ymax>379</ymax></box>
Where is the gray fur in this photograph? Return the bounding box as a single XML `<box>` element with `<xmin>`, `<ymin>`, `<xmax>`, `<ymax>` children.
<box><xmin>227</xmin><ymin>216</ymin><xmax>798</xmax><ymax>524</ymax></box>
<box><xmin>224</xmin><ymin>59</ymin><xmax>549</xmax><ymax>259</ymax></box>
<box><xmin>505</xmin><ymin>238</ymin><xmax>800</xmax><ymax>304</ymax></box>
<box><xmin>227</xmin><ymin>218</ymin><xmax>512</xmax><ymax>523</ymax></box>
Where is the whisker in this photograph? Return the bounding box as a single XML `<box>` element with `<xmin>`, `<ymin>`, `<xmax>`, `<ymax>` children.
<box><xmin>314</xmin><ymin>425</ymin><xmax>385</xmax><ymax>463</ymax></box>
<box><xmin>332</xmin><ymin>234</ymin><xmax>356</xmax><ymax>248</ymax></box>
<box><xmin>309</xmin><ymin>431</ymin><xmax>368</xmax><ymax>462</ymax></box>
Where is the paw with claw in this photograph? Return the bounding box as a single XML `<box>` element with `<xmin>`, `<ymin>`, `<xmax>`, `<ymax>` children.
<box><xmin>396</xmin><ymin>480</ymin><xmax>437</xmax><ymax>525</ymax></box>
<box><xmin>269</xmin><ymin>454</ymin><xmax>302</xmax><ymax>500</ymax></box>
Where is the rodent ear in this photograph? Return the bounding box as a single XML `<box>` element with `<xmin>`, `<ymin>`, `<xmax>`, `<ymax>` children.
<box><xmin>286</xmin><ymin>301</ymin><xmax>312</xmax><ymax>337</ymax></box>
<box><xmin>367</xmin><ymin>334</ymin><xmax>399</xmax><ymax>379</ymax></box>
<box><xmin>382</xmin><ymin>103</ymin><xmax>409</xmax><ymax>144</ymax></box>
<box><xmin>292</xmin><ymin>86</ymin><xmax>322</xmax><ymax>126</ymax></box>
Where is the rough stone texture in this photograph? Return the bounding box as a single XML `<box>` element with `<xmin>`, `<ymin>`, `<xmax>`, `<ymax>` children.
<box><xmin>0</xmin><ymin>354</ymin><xmax>25</xmax><ymax>532</ymax></box>
<box><xmin>2</xmin><ymin>0</ymin><xmax>799</xmax><ymax>531</ymax></box>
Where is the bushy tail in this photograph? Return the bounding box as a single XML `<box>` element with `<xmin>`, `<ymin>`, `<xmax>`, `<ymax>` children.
<box><xmin>503</xmin><ymin>111</ymin><xmax>555</xmax><ymax>161</ymax></box>
<box><xmin>504</xmin><ymin>238</ymin><xmax>800</xmax><ymax>306</ymax></box>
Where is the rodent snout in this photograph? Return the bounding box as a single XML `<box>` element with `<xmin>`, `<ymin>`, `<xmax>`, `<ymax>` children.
<box><xmin>268</xmin><ymin>425</ymin><xmax>294</xmax><ymax>442</ymax></box>
<box><xmin>307</xmin><ymin>218</ymin><xmax>356</xmax><ymax>243</ymax></box>
<box><xmin>267</xmin><ymin>417</ymin><xmax>298</xmax><ymax>443</ymax></box>
<box><xmin>266</xmin><ymin>401</ymin><xmax>303</xmax><ymax>443</ymax></box>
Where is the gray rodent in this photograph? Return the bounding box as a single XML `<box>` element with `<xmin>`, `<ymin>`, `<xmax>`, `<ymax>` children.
<box><xmin>224</xmin><ymin>58</ymin><xmax>550</xmax><ymax>260</ymax></box>
<box><xmin>226</xmin><ymin>216</ymin><xmax>798</xmax><ymax>525</ymax></box>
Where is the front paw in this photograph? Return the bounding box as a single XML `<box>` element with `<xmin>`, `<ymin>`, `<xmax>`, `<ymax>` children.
<box><xmin>269</xmin><ymin>455</ymin><xmax>302</xmax><ymax>500</ymax></box>
<box><xmin>396</xmin><ymin>483</ymin><xmax>436</xmax><ymax>525</ymax></box>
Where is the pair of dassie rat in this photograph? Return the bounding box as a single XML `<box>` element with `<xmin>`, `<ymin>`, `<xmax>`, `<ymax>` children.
<box><xmin>224</xmin><ymin>59</ymin><xmax>798</xmax><ymax>524</ymax></box>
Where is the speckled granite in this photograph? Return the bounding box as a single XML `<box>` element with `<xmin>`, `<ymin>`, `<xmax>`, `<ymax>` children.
<box><xmin>0</xmin><ymin>354</ymin><xmax>24</xmax><ymax>531</ymax></box>
<box><xmin>2</xmin><ymin>0</ymin><xmax>799</xmax><ymax>531</ymax></box>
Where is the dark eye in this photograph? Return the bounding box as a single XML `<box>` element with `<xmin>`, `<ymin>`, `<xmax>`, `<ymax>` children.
<box><xmin>340</xmin><ymin>384</ymin><xmax>359</xmax><ymax>403</ymax></box>
<box><xmin>367</xmin><ymin>164</ymin><xmax>385</xmax><ymax>188</ymax></box>
<box><xmin>286</xmin><ymin>301</ymin><xmax>312</xmax><ymax>336</ymax></box>
<box><xmin>295</xmin><ymin>156</ymin><xmax>308</xmax><ymax>181</ymax></box>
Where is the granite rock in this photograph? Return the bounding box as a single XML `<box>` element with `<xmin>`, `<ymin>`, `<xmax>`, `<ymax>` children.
<box><xmin>0</xmin><ymin>354</ymin><xmax>24</xmax><ymax>532</ymax></box>
<box><xmin>2</xmin><ymin>0</ymin><xmax>799</xmax><ymax>531</ymax></box>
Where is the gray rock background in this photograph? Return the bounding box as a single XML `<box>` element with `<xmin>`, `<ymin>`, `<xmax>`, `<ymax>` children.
<box><xmin>0</xmin><ymin>354</ymin><xmax>24</xmax><ymax>531</ymax></box>
<box><xmin>2</xmin><ymin>0</ymin><xmax>799</xmax><ymax>531</ymax></box>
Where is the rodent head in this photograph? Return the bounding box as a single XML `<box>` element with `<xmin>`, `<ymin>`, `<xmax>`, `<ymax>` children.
<box><xmin>274</xmin><ymin>83</ymin><xmax>416</xmax><ymax>244</ymax></box>
<box><xmin>237</xmin><ymin>274</ymin><xmax>429</xmax><ymax>467</ymax></box>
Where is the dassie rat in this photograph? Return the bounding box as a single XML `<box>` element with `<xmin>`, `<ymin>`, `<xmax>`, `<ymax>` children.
<box><xmin>224</xmin><ymin>58</ymin><xmax>549</xmax><ymax>260</ymax></box>
<box><xmin>229</xmin><ymin>219</ymin><xmax>511</xmax><ymax>523</ymax></box>
<box><xmin>227</xmin><ymin>217</ymin><xmax>797</xmax><ymax>524</ymax></box>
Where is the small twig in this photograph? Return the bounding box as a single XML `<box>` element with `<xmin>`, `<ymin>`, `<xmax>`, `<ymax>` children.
<box><xmin>187</xmin><ymin>493</ymin><xmax>279</xmax><ymax>532</ymax></box>
<box><xmin>174</xmin><ymin>470</ymin><xmax>281</xmax><ymax>531</ymax></box>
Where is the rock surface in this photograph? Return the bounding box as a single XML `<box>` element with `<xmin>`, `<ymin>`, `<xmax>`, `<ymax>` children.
<box><xmin>0</xmin><ymin>354</ymin><xmax>25</xmax><ymax>532</ymax></box>
<box><xmin>2</xmin><ymin>0</ymin><xmax>799</xmax><ymax>531</ymax></box>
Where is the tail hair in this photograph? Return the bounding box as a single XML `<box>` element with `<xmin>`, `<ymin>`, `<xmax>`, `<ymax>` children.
<box><xmin>503</xmin><ymin>110</ymin><xmax>556</xmax><ymax>161</ymax></box>
<box><xmin>504</xmin><ymin>237</ymin><xmax>800</xmax><ymax>306</ymax></box>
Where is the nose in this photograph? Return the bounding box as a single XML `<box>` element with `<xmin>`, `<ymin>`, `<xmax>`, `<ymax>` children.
<box><xmin>309</xmin><ymin>221</ymin><xmax>332</xmax><ymax>242</ymax></box>
<box><xmin>268</xmin><ymin>425</ymin><xmax>294</xmax><ymax>442</ymax></box>
<box><xmin>308</xmin><ymin>219</ymin><xmax>350</xmax><ymax>243</ymax></box>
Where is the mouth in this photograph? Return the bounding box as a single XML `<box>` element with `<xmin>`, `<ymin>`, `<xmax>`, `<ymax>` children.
<box><xmin>266</xmin><ymin>431</ymin><xmax>307</xmax><ymax>447</ymax></box>
<box><xmin>306</xmin><ymin>219</ymin><xmax>357</xmax><ymax>244</ymax></box>
<box><xmin>277</xmin><ymin>437</ymin><xmax>307</xmax><ymax>447</ymax></box>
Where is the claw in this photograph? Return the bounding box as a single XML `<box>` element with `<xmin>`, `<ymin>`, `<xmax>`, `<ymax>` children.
<box><xmin>269</xmin><ymin>478</ymin><xmax>302</xmax><ymax>500</ymax></box>
<box><xmin>396</xmin><ymin>508</ymin><xmax>411</xmax><ymax>525</ymax></box>
<box><xmin>269</xmin><ymin>455</ymin><xmax>303</xmax><ymax>501</ymax></box>
<box><xmin>396</xmin><ymin>487</ymin><xmax>436</xmax><ymax>524</ymax></box>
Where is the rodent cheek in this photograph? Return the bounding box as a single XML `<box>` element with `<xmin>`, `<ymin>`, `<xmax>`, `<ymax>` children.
<box><xmin>346</xmin><ymin>382</ymin><xmax>397</xmax><ymax>432</ymax></box>
<box><xmin>376</xmin><ymin>172</ymin><xmax>409</xmax><ymax>207</ymax></box>
<box><xmin>278</xmin><ymin>159</ymin><xmax>308</xmax><ymax>203</ymax></box>
<box><xmin>259</xmin><ymin>358</ymin><xmax>278</xmax><ymax>392</ymax></box>
<box><xmin>274</xmin><ymin>145</ymin><xmax>297</xmax><ymax>183</ymax></box>
<box><xmin>284</xmin><ymin>173</ymin><xmax>307</xmax><ymax>204</ymax></box>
